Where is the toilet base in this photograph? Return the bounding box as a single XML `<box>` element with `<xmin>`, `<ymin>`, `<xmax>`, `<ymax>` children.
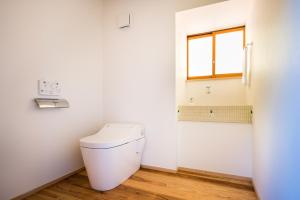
<box><xmin>80</xmin><ymin>138</ymin><xmax>145</xmax><ymax>191</ymax></box>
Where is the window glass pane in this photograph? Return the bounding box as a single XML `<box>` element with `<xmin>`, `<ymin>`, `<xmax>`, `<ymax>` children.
<box><xmin>188</xmin><ymin>36</ymin><xmax>213</xmax><ymax>77</ymax></box>
<box><xmin>215</xmin><ymin>30</ymin><xmax>244</xmax><ymax>74</ymax></box>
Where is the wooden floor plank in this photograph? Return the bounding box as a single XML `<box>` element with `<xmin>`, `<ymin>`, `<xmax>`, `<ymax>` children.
<box><xmin>177</xmin><ymin>168</ymin><xmax>253</xmax><ymax>189</ymax></box>
<box><xmin>124</xmin><ymin>170</ymin><xmax>257</xmax><ymax>200</ymax></box>
<box><xmin>25</xmin><ymin>169</ymin><xmax>257</xmax><ymax>200</ymax></box>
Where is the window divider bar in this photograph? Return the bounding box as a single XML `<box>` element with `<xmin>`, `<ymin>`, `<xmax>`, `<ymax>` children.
<box><xmin>212</xmin><ymin>32</ymin><xmax>216</xmax><ymax>78</ymax></box>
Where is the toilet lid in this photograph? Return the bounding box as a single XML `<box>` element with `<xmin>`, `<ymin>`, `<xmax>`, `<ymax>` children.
<box><xmin>80</xmin><ymin>123</ymin><xmax>144</xmax><ymax>149</ymax></box>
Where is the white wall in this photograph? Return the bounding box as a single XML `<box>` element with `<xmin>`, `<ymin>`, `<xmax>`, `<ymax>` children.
<box><xmin>176</xmin><ymin>0</ymin><xmax>252</xmax><ymax>106</ymax></box>
<box><xmin>102</xmin><ymin>0</ymin><xmax>225</xmax><ymax>170</ymax></box>
<box><xmin>178</xmin><ymin>122</ymin><xmax>253</xmax><ymax>177</ymax></box>
<box><xmin>0</xmin><ymin>1</ymin><xmax>103</xmax><ymax>199</ymax></box>
<box><xmin>248</xmin><ymin>0</ymin><xmax>300</xmax><ymax>199</ymax></box>
<box><xmin>176</xmin><ymin>0</ymin><xmax>253</xmax><ymax>178</ymax></box>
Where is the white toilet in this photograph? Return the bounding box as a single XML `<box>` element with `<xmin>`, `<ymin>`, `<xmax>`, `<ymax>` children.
<box><xmin>80</xmin><ymin>123</ymin><xmax>145</xmax><ymax>191</ymax></box>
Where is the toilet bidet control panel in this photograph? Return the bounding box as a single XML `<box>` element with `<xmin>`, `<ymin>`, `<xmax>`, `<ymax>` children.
<box><xmin>38</xmin><ymin>80</ymin><xmax>62</xmax><ymax>96</ymax></box>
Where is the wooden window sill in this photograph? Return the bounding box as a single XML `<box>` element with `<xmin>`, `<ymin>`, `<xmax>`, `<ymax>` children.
<box><xmin>186</xmin><ymin>76</ymin><xmax>242</xmax><ymax>82</ymax></box>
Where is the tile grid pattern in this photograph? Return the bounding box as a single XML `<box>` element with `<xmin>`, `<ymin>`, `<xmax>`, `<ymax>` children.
<box><xmin>177</xmin><ymin>105</ymin><xmax>253</xmax><ymax>123</ymax></box>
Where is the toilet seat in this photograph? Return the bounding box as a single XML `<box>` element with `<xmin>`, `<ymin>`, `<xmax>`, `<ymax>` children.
<box><xmin>80</xmin><ymin>123</ymin><xmax>144</xmax><ymax>149</ymax></box>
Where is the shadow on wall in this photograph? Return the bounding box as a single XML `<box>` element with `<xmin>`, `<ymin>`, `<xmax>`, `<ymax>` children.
<box><xmin>250</xmin><ymin>0</ymin><xmax>300</xmax><ymax>199</ymax></box>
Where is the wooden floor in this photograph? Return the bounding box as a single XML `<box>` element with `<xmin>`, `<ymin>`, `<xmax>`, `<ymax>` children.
<box><xmin>25</xmin><ymin>169</ymin><xmax>257</xmax><ymax>200</ymax></box>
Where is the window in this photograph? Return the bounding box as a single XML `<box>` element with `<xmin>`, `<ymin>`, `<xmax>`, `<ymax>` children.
<box><xmin>187</xmin><ymin>26</ymin><xmax>245</xmax><ymax>80</ymax></box>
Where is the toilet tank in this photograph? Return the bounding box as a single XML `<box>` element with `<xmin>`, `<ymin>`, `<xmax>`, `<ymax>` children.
<box><xmin>100</xmin><ymin>123</ymin><xmax>145</xmax><ymax>139</ymax></box>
